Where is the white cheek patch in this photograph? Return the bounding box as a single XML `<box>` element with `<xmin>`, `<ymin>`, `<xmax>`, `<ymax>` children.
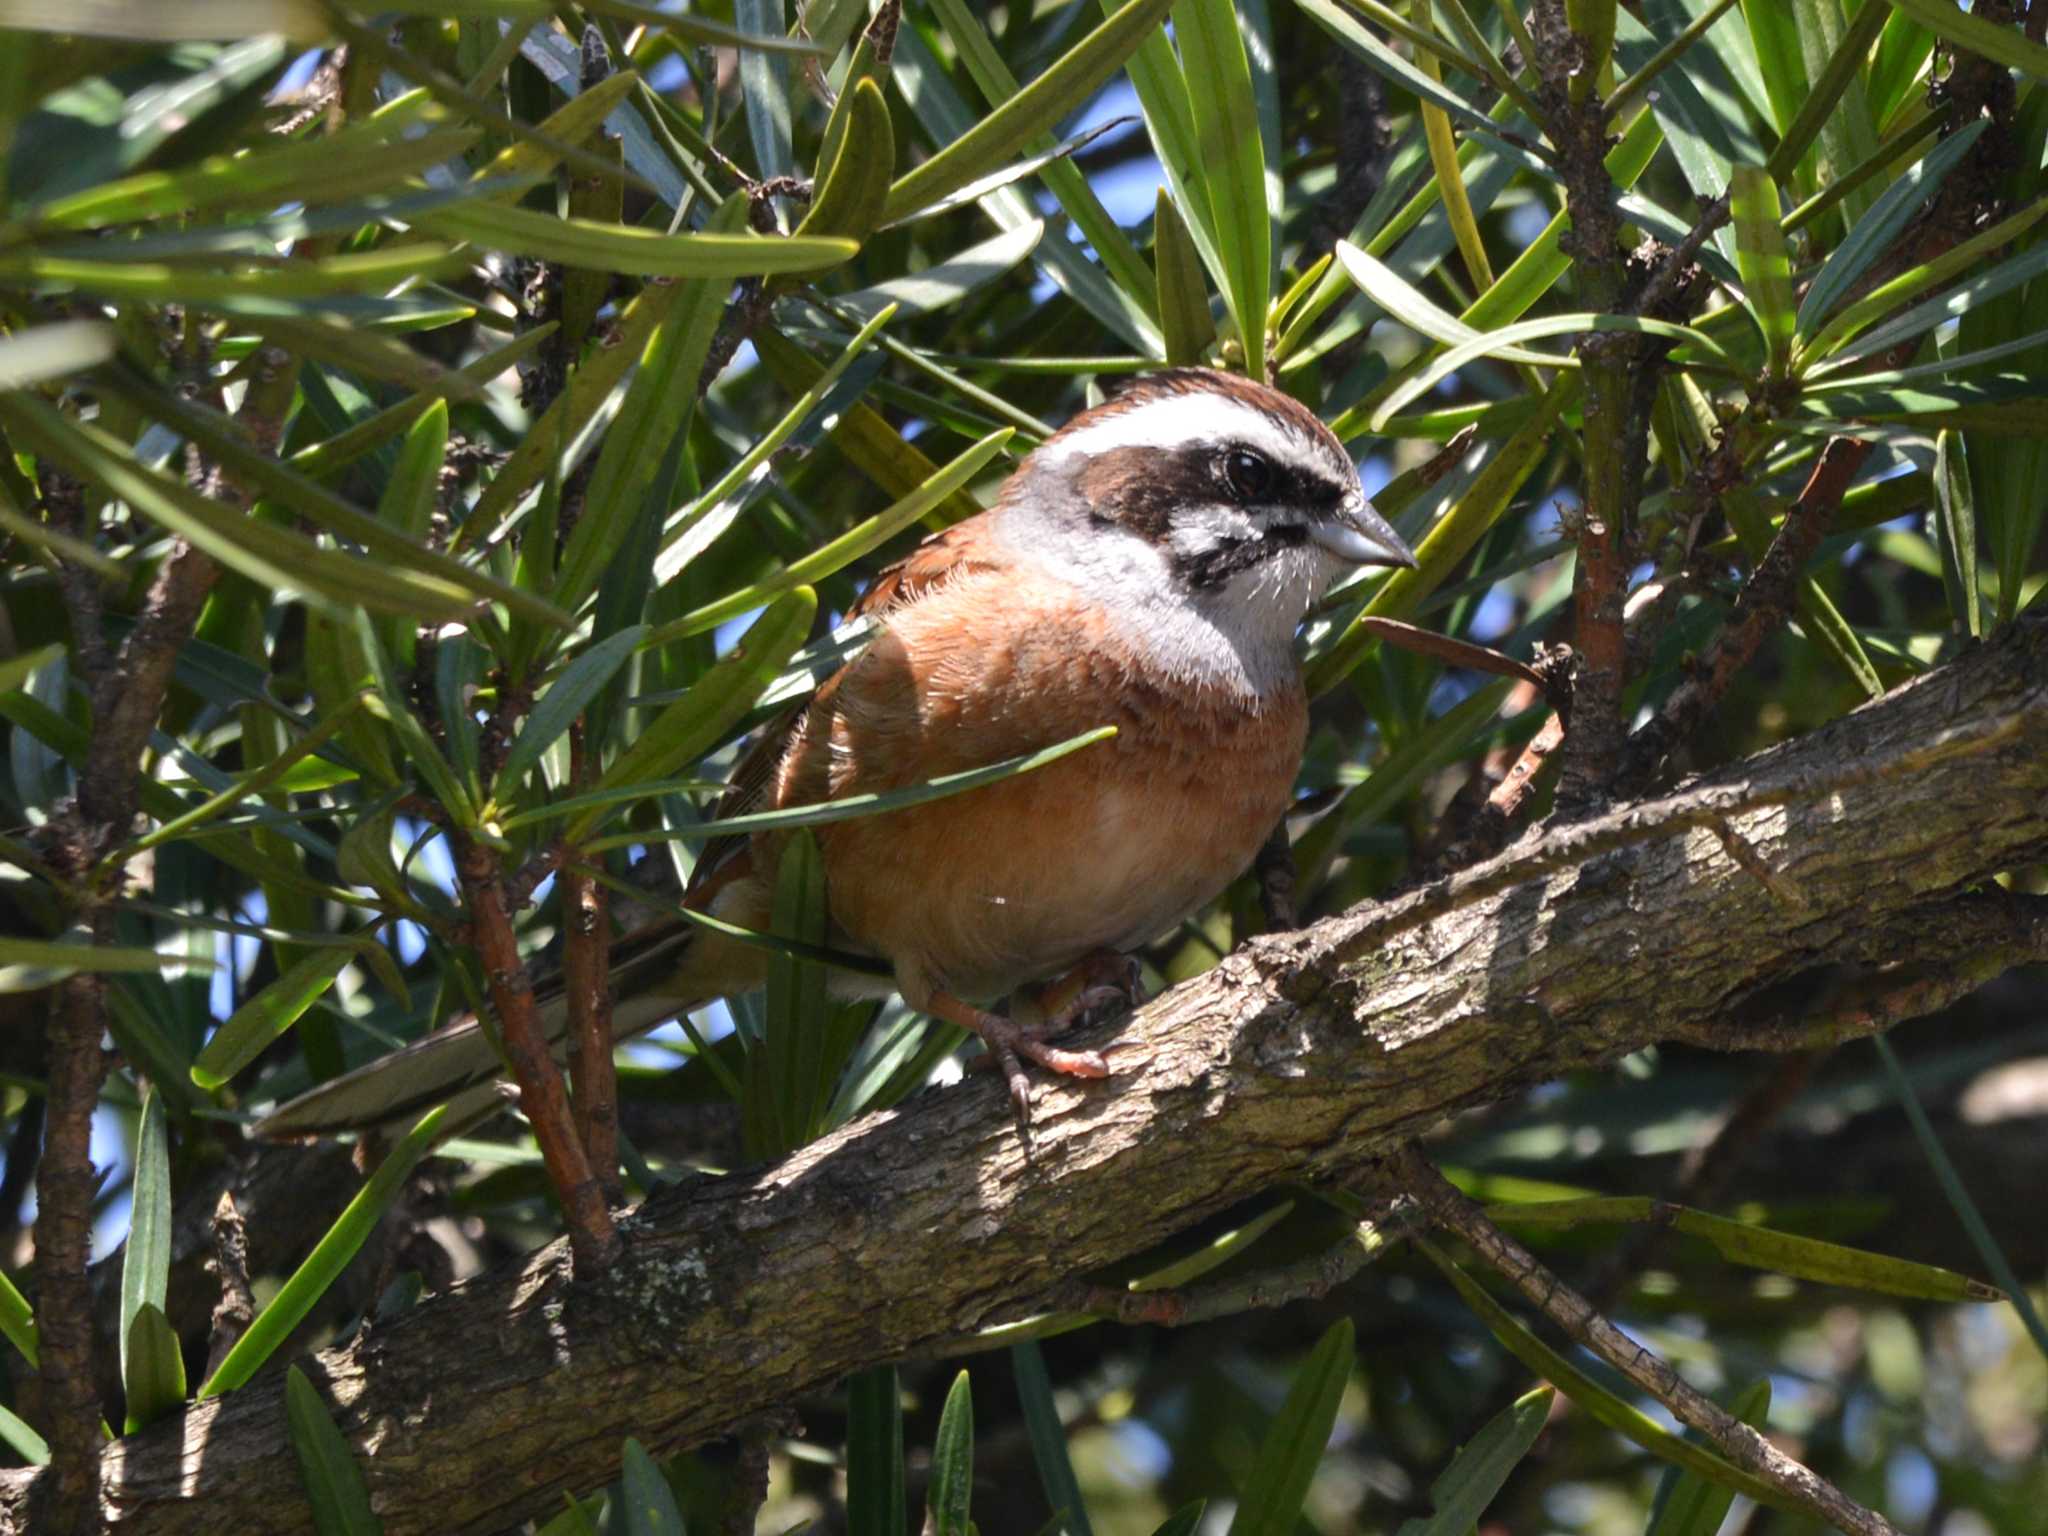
<box><xmin>1168</xmin><ymin>502</ymin><xmax>1260</xmax><ymax>559</ymax></box>
<box><xmin>1039</xmin><ymin>390</ymin><xmax>1314</xmax><ymax>473</ymax></box>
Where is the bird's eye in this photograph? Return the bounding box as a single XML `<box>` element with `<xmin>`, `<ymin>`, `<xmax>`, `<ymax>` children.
<box><xmin>1223</xmin><ymin>448</ymin><xmax>1272</xmax><ymax>501</ymax></box>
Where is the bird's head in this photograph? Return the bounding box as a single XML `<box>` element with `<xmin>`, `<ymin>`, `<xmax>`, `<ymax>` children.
<box><xmin>1002</xmin><ymin>369</ymin><xmax>1417</xmax><ymax>674</ymax></box>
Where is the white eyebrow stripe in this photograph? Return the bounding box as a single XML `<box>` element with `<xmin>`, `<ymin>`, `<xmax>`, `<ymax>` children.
<box><xmin>1036</xmin><ymin>389</ymin><xmax>1317</xmax><ymax>467</ymax></box>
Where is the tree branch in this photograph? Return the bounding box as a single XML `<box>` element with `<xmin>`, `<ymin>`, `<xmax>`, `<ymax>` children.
<box><xmin>6</xmin><ymin>614</ymin><xmax>2047</xmax><ymax>1536</ymax></box>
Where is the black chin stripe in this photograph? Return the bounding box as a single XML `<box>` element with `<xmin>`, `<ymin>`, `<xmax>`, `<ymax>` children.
<box><xmin>1173</xmin><ymin>524</ymin><xmax>1309</xmax><ymax>589</ymax></box>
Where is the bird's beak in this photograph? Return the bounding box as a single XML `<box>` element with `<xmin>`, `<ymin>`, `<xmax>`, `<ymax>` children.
<box><xmin>1311</xmin><ymin>495</ymin><xmax>1418</xmax><ymax>569</ymax></box>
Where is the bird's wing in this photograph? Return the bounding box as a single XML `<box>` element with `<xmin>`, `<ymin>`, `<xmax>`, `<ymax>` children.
<box><xmin>682</xmin><ymin>514</ymin><xmax>1000</xmax><ymax>905</ymax></box>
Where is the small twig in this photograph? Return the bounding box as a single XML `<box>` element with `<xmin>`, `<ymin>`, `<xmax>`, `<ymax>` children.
<box><xmin>203</xmin><ymin>1191</ymin><xmax>257</xmax><ymax>1384</ymax></box>
<box><xmin>564</xmin><ymin>726</ymin><xmax>621</xmax><ymax>1205</ymax></box>
<box><xmin>1396</xmin><ymin>1147</ymin><xmax>1903</xmax><ymax>1536</ymax></box>
<box><xmin>1636</xmin><ymin>193</ymin><xmax>1731</xmax><ymax>321</ymax></box>
<box><xmin>453</xmin><ymin>837</ymin><xmax>620</xmax><ymax>1273</ymax></box>
<box><xmin>1710</xmin><ymin>815</ymin><xmax>1811</xmax><ymax>911</ymax></box>
<box><xmin>1354</xmin><ymin>617</ymin><xmax>1547</xmax><ymax>688</ymax></box>
<box><xmin>1622</xmin><ymin>436</ymin><xmax>1872</xmax><ymax>793</ymax></box>
<box><xmin>1059</xmin><ymin>1216</ymin><xmax>1404</xmax><ymax>1330</ymax></box>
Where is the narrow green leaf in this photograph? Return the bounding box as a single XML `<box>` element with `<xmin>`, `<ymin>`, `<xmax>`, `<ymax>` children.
<box><xmin>499</xmin><ymin>627</ymin><xmax>648</xmax><ymax>793</ymax></box>
<box><xmin>1867</xmin><ymin>9</ymin><xmax>1936</xmax><ymax>129</ymax></box>
<box><xmin>736</xmin><ymin>0</ymin><xmax>796</xmax><ymax>194</ymax></box>
<box><xmin>190</xmin><ymin>947</ymin><xmax>353</xmax><ymax>1091</ymax></box>
<box><xmin>1126</xmin><ymin>1199</ymin><xmax>1297</xmax><ymax>1293</ymax></box>
<box><xmin>796</xmin><ymin>76</ymin><xmax>893</xmax><ymax>242</ymax></box>
<box><xmin>647</xmin><ymin>429</ymin><xmax>1013</xmax><ymax>644</ymax></box>
<box><xmin>354</xmin><ymin>612</ymin><xmax>478</xmax><ymax>827</ymax></box>
<box><xmin>0</xmin><ymin>397</ymin><xmax>477</xmax><ymax>624</ymax></box>
<box><xmin>745</xmin><ymin>829</ymin><xmax>832</xmax><ymax>1155</ymax></box>
<box><xmin>1567</xmin><ymin>0</ymin><xmax>1618</xmax><ymax>96</ymax></box>
<box><xmin>1395</xmin><ymin>1386</ymin><xmax>1553</xmax><ymax>1536</ymax></box>
<box><xmin>413</xmin><ymin>201</ymin><xmax>855</xmax><ymax>276</ymax></box>
<box><xmin>285</xmin><ymin>1365</ymin><xmax>383</xmax><ymax>1536</ymax></box>
<box><xmin>1798</xmin><ymin>196</ymin><xmax>2048</xmax><ymax>366</ymax></box>
<box><xmin>555</xmin><ymin>196</ymin><xmax>745</xmax><ymax>613</ymax></box>
<box><xmin>1796</xmin><ymin>117</ymin><xmax>1988</xmax><ymax>335</ymax></box>
<box><xmin>846</xmin><ymin>1365</ymin><xmax>907</xmax><ymax>1536</ymax></box>
<box><xmin>580</xmin><ymin>727</ymin><xmax>1118</xmax><ymax>852</ymax></box>
<box><xmin>1730</xmin><ymin>165</ymin><xmax>1795</xmax><ymax>373</ymax></box>
<box><xmin>1407</xmin><ymin>0</ymin><xmax>1497</xmax><ymax>301</ymax></box>
<box><xmin>91</xmin><ymin>378</ymin><xmax>572</xmax><ymax>629</ymax></box>
<box><xmin>1370</xmin><ymin>314</ymin><xmax>1727</xmax><ymax>429</ymax></box>
<box><xmin>1874</xmin><ymin>1036</ymin><xmax>2048</xmax><ymax>1362</ymax></box>
<box><xmin>202</xmin><ymin>1103</ymin><xmax>452</xmax><ymax>1397</ymax></box>
<box><xmin>0</xmin><ymin>320</ymin><xmax>115</xmax><ymax>390</ymax></box>
<box><xmin>0</xmin><ymin>935</ymin><xmax>207</xmax><ymax>991</ymax></box>
<box><xmin>1335</xmin><ymin>243</ymin><xmax>1575</xmax><ymax>363</ymax></box>
<box><xmin>121</xmin><ymin>1303</ymin><xmax>186</xmax><ymax>1435</ymax></box>
<box><xmin>375</xmin><ymin>399</ymin><xmax>449</xmax><ymax>547</ymax></box>
<box><xmin>1175</xmin><ymin>0</ymin><xmax>1270</xmax><ymax>376</ymax></box>
<box><xmin>1225</xmin><ymin>1317</ymin><xmax>1355</xmax><ymax>1536</ymax></box>
<box><xmin>1800</xmin><ymin>377</ymin><xmax>2048</xmax><ymax>434</ymax></box>
<box><xmin>566</xmin><ymin>590</ymin><xmax>817</xmax><ymax>844</ymax></box>
<box><xmin>752</xmin><ymin>327</ymin><xmax>984</xmax><ymax>526</ymax></box>
<box><xmin>619</xmin><ymin>1438</ymin><xmax>686</xmax><ymax>1536</ymax></box>
<box><xmin>1013</xmin><ymin>1340</ymin><xmax>1094</xmax><ymax>1536</ymax></box>
<box><xmin>1492</xmin><ymin>1196</ymin><xmax>2001</xmax><ymax>1300</ymax></box>
<box><xmin>926</xmin><ymin>0</ymin><xmax>1159</xmax><ymax>313</ymax></box>
<box><xmin>34</xmin><ymin>122</ymin><xmax>479</xmax><ymax>229</ymax></box>
<box><xmin>118</xmin><ymin>1085</ymin><xmax>172</xmax><ymax>1395</ymax></box>
<box><xmin>1885</xmin><ymin>0</ymin><xmax>2048</xmax><ymax>82</ymax></box>
<box><xmin>840</xmin><ymin>220</ymin><xmax>1043</xmax><ymax>321</ymax></box>
<box><xmin>0</xmin><ymin>1268</ymin><xmax>37</xmax><ymax>1368</ymax></box>
<box><xmin>1156</xmin><ymin>187</ymin><xmax>1215</xmax><ymax>365</ymax></box>
<box><xmin>1934</xmin><ymin>430</ymin><xmax>1983</xmax><ymax>639</ymax></box>
<box><xmin>0</xmin><ymin>1401</ymin><xmax>48</xmax><ymax>1467</ymax></box>
<box><xmin>656</xmin><ymin>306</ymin><xmax>898</xmax><ymax>580</ymax></box>
<box><xmin>290</xmin><ymin>324</ymin><xmax>556</xmax><ymax>482</ymax></box>
<box><xmin>1741</xmin><ymin>0</ymin><xmax>1808</xmax><ymax>133</ymax></box>
<box><xmin>881</xmin><ymin>0</ymin><xmax>1175</xmax><ymax>224</ymax></box>
<box><xmin>1147</xmin><ymin>1504</ymin><xmax>1207</xmax><ymax>1536</ymax></box>
<box><xmin>1647</xmin><ymin>1380</ymin><xmax>1770</xmax><ymax>1536</ymax></box>
<box><xmin>1768</xmin><ymin>0</ymin><xmax>1886</xmax><ymax>205</ymax></box>
<box><xmin>927</xmin><ymin>1370</ymin><xmax>975</xmax><ymax>1536</ymax></box>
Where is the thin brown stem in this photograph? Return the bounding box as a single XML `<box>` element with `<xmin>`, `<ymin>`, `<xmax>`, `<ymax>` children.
<box><xmin>35</xmin><ymin>957</ymin><xmax>110</xmax><ymax>1535</ymax></box>
<box><xmin>1622</xmin><ymin>436</ymin><xmax>1872</xmax><ymax>792</ymax></box>
<box><xmin>564</xmin><ymin>729</ymin><xmax>620</xmax><ymax>1204</ymax></box>
<box><xmin>1397</xmin><ymin>1148</ymin><xmax>1903</xmax><ymax>1536</ymax></box>
<box><xmin>453</xmin><ymin>836</ymin><xmax>620</xmax><ymax>1272</ymax></box>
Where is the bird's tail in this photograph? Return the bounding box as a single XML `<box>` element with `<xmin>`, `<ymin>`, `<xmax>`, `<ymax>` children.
<box><xmin>255</xmin><ymin>918</ymin><xmax>704</xmax><ymax>1139</ymax></box>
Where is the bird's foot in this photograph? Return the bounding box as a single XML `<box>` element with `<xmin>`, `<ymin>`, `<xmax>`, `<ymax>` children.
<box><xmin>927</xmin><ymin>989</ymin><xmax>1110</xmax><ymax>1131</ymax></box>
<box><xmin>1029</xmin><ymin>949</ymin><xmax>1144</xmax><ymax>1035</ymax></box>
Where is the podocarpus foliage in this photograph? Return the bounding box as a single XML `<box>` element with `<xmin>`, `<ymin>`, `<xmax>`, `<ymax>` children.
<box><xmin>0</xmin><ymin>2</ymin><xmax>2043</xmax><ymax>1533</ymax></box>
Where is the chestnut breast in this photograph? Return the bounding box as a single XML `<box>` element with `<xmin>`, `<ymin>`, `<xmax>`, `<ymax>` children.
<box><xmin>765</xmin><ymin>565</ymin><xmax>1307</xmax><ymax>1003</ymax></box>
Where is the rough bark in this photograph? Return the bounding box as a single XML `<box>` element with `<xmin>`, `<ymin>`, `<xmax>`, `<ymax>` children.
<box><xmin>5</xmin><ymin>615</ymin><xmax>2047</xmax><ymax>1536</ymax></box>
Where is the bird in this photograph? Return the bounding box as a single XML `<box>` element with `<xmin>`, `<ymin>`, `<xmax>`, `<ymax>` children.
<box><xmin>258</xmin><ymin>367</ymin><xmax>1417</xmax><ymax>1139</ymax></box>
